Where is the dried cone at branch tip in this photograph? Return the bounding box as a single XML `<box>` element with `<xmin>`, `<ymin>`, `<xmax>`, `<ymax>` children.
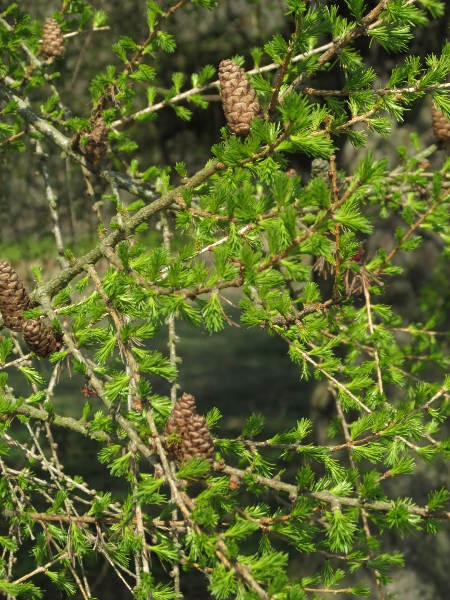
<box><xmin>42</xmin><ymin>18</ymin><xmax>65</xmax><ymax>59</ymax></box>
<box><xmin>0</xmin><ymin>260</ymin><xmax>31</xmax><ymax>331</ymax></box>
<box><xmin>85</xmin><ymin>117</ymin><xmax>108</xmax><ymax>169</ymax></box>
<box><xmin>218</xmin><ymin>59</ymin><xmax>262</xmax><ymax>136</ymax></box>
<box><xmin>22</xmin><ymin>319</ymin><xmax>61</xmax><ymax>358</ymax></box>
<box><xmin>180</xmin><ymin>413</ymin><xmax>214</xmax><ymax>464</ymax></box>
<box><xmin>431</xmin><ymin>102</ymin><xmax>450</xmax><ymax>143</ymax></box>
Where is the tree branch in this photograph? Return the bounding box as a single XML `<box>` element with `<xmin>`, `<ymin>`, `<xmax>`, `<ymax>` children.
<box><xmin>216</xmin><ymin>463</ymin><xmax>450</xmax><ymax>520</ymax></box>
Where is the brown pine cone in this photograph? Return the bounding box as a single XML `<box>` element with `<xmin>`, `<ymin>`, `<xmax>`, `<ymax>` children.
<box><xmin>164</xmin><ymin>393</ymin><xmax>197</xmax><ymax>458</ymax></box>
<box><xmin>164</xmin><ymin>393</ymin><xmax>197</xmax><ymax>437</ymax></box>
<box><xmin>180</xmin><ymin>413</ymin><xmax>214</xmax><ymax>464</ymax></box>
<box><xmin>22</xmin><ymin>319</ymin><xmax>61</xmax><ymax>358</ymax></box>
<box><xmin>164</xmin><ymin>393</ymin><xmax>214</xmax><ymax>464</ymax></box>
<box><xmin>431</xmin><ymin>102</ymin><xmax>450</xmax><ymax>142</ymax></box>
<box><xmin>218</xmin><ymin>59</ymin><xmax>262</xmax><ymax>136</ymax></box>
<box><xmin>42</xmin><ymin>18</ymin><xmax>65</xmax><ymax>59</ymax></box>
<box><xmin>0</xmin><ymin>260</ymin><xmax>31</xmax><ymax>331</ymax></box>
<box><xmin>85</xmin><ymin>117</ymin><xmax>108</xmax><ymax>169</ymax></box>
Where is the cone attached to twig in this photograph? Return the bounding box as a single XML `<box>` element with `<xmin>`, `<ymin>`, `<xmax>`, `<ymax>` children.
<box><xmin>0</xmin><ymin>260</ymin><xmax>31</xmax><ymax>331</ymax></box>
<box><xmin>218</xmin><ymin>59</ymin><xmax>262</xmax><ymax>136</ymax></box>
<box><xmin>42</xmin><ymin>18</ymin><xmax>65</xmax><ymax>59</ymax></box>
<box><xmin>431</xmin><ymin>102</ymin><xmax>450</xmax><ymax>143</ymax></box>
<box><xmin>164</xmin><ymin>393</ymin><xmax>196</xmax><ymax>438</ymax></box>
<box><xmin>85</xmin><ymin>117</ymin><xmax>108</xmax><ymax>169</ymax></box>
<box><xmin>164</xmin><ymin>392</ymin><xmax>196</xmax><ymax>459</ymax></box>
<box><xmin>22</xmin><ymin>319</ymin><xmax>61</xmax><ymax>357</ymax></box>
<box><xmin>180</xmin><ymin>413</ymin><xmax>214</xmax><ymax>463</ymax></box>
<box><xmin>164</xmin><ymin>393</ymin><xmax>214</xmax><ymax>464</ymax></box>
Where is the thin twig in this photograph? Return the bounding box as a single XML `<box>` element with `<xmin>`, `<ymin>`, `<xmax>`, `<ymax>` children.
<box><xmin>374</xmin><ymin>189</ymin><xmax>449</xmax><ymax>274</ymax></box>
<box><xmin>362</xmin><ymin>278</ymin><xmax>383</xmax><ymax>396</ymax></box>
<box><xmin>216</xmin><ymin>463</ymin><xmax>450</xmax><ymax>520</ymax></box>
<box><xmin>331</xmin><ymin>386</ymin><xmax>385</xmax><ymax>600</ymax></box>
<box><xmin>161</xmin><ymin>212</ymin><xmax>182</xmax><ymax>597</ymax></box>
<box><xmin>12</xmin><ymin>554</ymin><xmax>70</xmax><ymax>584</ymax></box>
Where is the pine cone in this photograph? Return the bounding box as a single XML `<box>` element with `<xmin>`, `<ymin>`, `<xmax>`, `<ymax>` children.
<box><xmin>218</xmin><ymin>59</ymin><xmax>262</xmax><ymax>136</ymax></box>
<box><xmin>164</xmin><ymin>393</ymin><xmax>214</xmax><ymax>464</ymax></box>
<box><xmin>22</xmin><ymin>319</ymin><xmax>61</xmax><ymax>358</ymax></box>
<box><xmin>0</xmin><ymin>260</ymin><xmax>31</xmax><ymax>331</ymax></box>
<box><xmin>164</xmin><ymin>393</ymin><xmax>197</xmax><ymax>437</ymax></box>
<box><xmin>85</xmin><ymin>117</ymin><xmax>108</xmax><ymax>169</ymax></box>
<box><xmin>311</xmin><ymin>158</ymin><xmax>329</xmax><ymax>179</ymax></box>
<box><xmin>164</xmin><ymin>393</ymin><xmax>197</xmax><ymax>458</ymax></box>
<box><xmin>42</xmin><ymin>18</ymin><xmax>65</xmax><ymax>59</ymax></box>
<box><xmin>180</xmin><ymin>413</ymin><xmax>214</xmax><ymax>464</ymax></box>
<box><xmin>431</xmin><ymin>102</ymin><xmax>450</xmax><ymax>142</ymax></box>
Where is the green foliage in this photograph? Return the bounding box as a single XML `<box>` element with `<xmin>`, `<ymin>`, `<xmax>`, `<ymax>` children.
<box><xmin>0</xmin><ymin>1</ymin><xmax>449</xmax><ymax>599</ymax></box>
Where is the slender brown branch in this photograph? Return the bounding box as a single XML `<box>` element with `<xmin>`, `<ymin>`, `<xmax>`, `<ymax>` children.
<box><xmin>112</xmin><ymin>42</ymin><xmax>337</xmax><ymax>128</ymax></box>
<box><xmin>285</xmin><ymin>0</ymin><xmax>391</xmax><ymax>96</ymax></box>
<box><xmin>256</xmin><ymin>177</ymin><xmax>364</xmax><ymax>273</ymax></box>
<box><xmin>287</xmin><ymin>340</ymin><xmax>372</xmax><ymax>414</ymax></box>
<box><xmin>6</xmin><ymin>400</ymin><xmax>111</xmax><ymax>443</ymax></box>
<box><xmin>374</xmin><ymin>189</ymin><xmax>449</xmax><ymax>274</ymax></box>
<box><xmin>2</xmin><ymin>509</ymin><xmax>187</xmax><ymax>529</ymax></box>
<box><xmin>12</xmin><ymin>554</ymin><xmax>70</xmax><ymax>585</ymax></box>
<box><xmin>362</xmin><ymin>278</ymin><xmax>383</xmax><ymax>396</ymax></box>
<box><xmin>0</xmin><ymin>130</ymin><xmax>25</xmax><ymax>146</ymax></box>
<box><xmin>25</xmin><ymin>157</ymin><xmax>221</xmax><ymax>303</ymax></box>
<box><xmin>216</xmin><ymin>463</ymin><xmax>450</xmax><ymax>520</ymax></box>
<box><xmin>34</xmin><ymin>138</ymin><xmax>69</xmax><ymax>270</ymax></box>
<box><xmin>267</xmin><ymin>12</ymin><xmax>302</xmax><ymax>115</ymax></box>
<box><xmin>92</xmin><ymin>0</ymin><xmax>189</xmax><ymax>117</ymax></box>
<box><xmin>63</xmin><ymin>26</ymin><xmax>111</xmax><ymax>40</ymax></box>
<box><xmin>300</xmin><ymin>81</ymin><xmax>450</xmax><ymax>98</ymax></box>
<box><xmin>331</xmin><ymin>386</ymin><xmax>385</xmax><ymax>600</ymax></box>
